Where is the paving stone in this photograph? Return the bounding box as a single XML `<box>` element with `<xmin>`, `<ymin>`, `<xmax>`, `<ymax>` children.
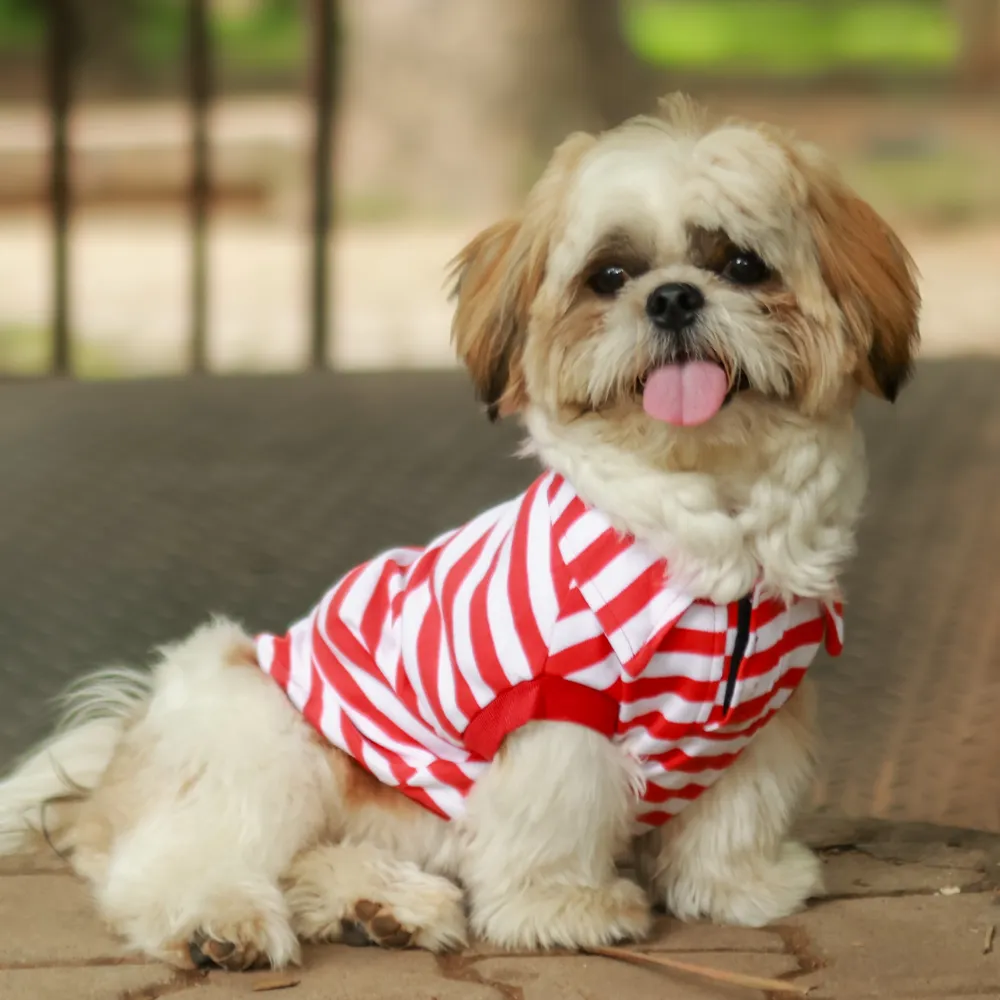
<box><xmin>820</xmin><ymin>844</ymin><xmax>989</xmax><ymax>898</ymax></box>
<box><xmin>193</xmin><ymin>948</ymin><xmax>497</xmax><ymax>1000</ymax></box>
<box><xmin>0</xmin><ymin>874</ymin><xmax>128</xmax><ymax>965</ymax></box>
<box><xmin>0</xmin><ymin>965</ymin><xmax>176</xmax><ymax>1000</ymax></box>
<box><xmin>788</xmin><ymin>890</ymin><xmax>1000</xmax><ymax>998</ymax></box>
<box><xmin>473</xmin><ymin>952</ymin><xmax>799</xmax><ymax>1000</ymax></box>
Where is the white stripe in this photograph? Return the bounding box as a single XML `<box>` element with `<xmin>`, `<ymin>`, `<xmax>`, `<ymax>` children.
<box><xmin>549</xmin><ymin>608</ymin><xmax>605</xmax><ymax>654</ymax></box>
<box><xmin>284</xmin><ymin>613</ymin><xmax>317</xmax><ymax>712</ymax></box>
<box><xmin>613</xmin><ymin>584</ymin><xmax>698</xmax><ymax>662</ymax></box>
<box><xmin>639</xmin><ymin>648</ymin><xmax>722</xmax><ymax>681</ymax></box>
<box><xmin>641</xmin><ymin>762</ymin><xmax>730</xmax><ymax>792</ymax></box>
<box><xmin>559</xmin><ymin>507</ymin><xmax>609</xmax><ymax>563</ymax></box>
<box><xmin>397</xmin><ymin>580</ymin><xmax>444</xmax><ymax>738</ymax></box>
<box><xmin>256</xmin><ymin>634</ymin><xmax>274</xmax><ymax>674</ymax></box>
<box><xmin>563</xmin><ymin>651</ymin><xmax>620</xmax><ymax>689</ymax></box>
<box><xmin>524</xmin><ymin>482</ymin><xmax>560</xmax><ymax>648</ymax></box>
<box><xmin>548</xmin><ymin>474</ymin><xmax>576</xmax><ymax>521</ymax></box>
<box><xmin>619</xmin><ymin>693</ymin><xmax>712</xmax><ymax>725</ymax></box>
<box><xmin>449</xmin><ymin>506</ymin><xmax>518</xmax><ymax>708</ymax></box>
<box><xmin>419</xmin><ymin>780</ymin><xmax>468</xmax><ymax>819</ymax></box>
<box><xmin>485</xmin><ymin>532</ymin><xmax>533</xmax><ymax>685</ymax></box>
<box><xmin>435</xmin><ymin>623</ymin><xmax>468</xmax><ymax>734</ymax></box>
<box><xmin>360</xmin><ymin>741</ymin><xmax>400</xmax><ymax>787</ymax></box>
<box><xmin>626</xmin><ymin>728</ymin><xmax>753</xmax><ymax>760</ymax></box>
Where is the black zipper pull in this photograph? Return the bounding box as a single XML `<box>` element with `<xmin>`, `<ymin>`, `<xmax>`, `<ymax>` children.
<box><xmin>722</xmin><ymin>594</ymin><xmax>754</xmax><ymax>714</ymax></box>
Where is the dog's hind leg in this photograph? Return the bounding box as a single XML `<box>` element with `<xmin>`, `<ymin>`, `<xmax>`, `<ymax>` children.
<box><xmin>69</xmin><ymin>619</ymin><xmax>335</xmax><ymax>970</ymax></box>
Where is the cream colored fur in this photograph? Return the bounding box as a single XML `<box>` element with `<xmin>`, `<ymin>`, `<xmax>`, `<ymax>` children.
<box><xmin>0</xmin><ymin>95</ymin><xmax>918</xmax><ymax>968</ymax></box>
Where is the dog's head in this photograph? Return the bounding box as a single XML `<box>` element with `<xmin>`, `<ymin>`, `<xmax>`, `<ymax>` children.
<box><xmin>450</xmin><ymin>95</ymin><xmax>919</xmax><ymax>448</ymax></box>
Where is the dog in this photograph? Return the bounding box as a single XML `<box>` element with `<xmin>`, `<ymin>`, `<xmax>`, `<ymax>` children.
<box><xmin>0</xmin><ymin>95</ymin><xmax>918</xmax><ymax>971</ymax></box>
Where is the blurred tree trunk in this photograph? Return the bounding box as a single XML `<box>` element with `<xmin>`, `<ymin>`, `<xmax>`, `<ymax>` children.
<box><xmin>565</xmin><ymin>0</ymin><xmax>662</xmax><ymax>128</ymax></box>
<box><xmin>952</xmin><ymin>0</ymin><xmax>1000</xmax><ymax>87</ymax></box>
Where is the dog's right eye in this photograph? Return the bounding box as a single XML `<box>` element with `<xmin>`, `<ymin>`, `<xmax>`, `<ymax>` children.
<box><xmin>587</xmin><ymin>265</ymin><xmax>628</xmax><ymax>297</ymax></box>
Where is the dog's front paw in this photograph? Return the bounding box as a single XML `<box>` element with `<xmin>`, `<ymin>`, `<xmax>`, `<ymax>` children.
<box><xmin>285</xmin><ymin>845</ymin><xmax>467</xmax><ymax>953</ymax></box>
<box><xmin>175</xmin><ymin>889</ymin><xmax>300</xmax><ymax>971</ymax></box>
<box><xmin>472</xmin><ymin>877</ymin><xmax>652</xmax><ymax>951</ymax></box>
<box><xmin>664</xmin><ymin>840</ymin><xmax>823</xmax><ymax>927</ymax></box>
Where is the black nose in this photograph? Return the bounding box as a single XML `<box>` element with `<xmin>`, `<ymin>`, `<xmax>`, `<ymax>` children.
<box><xmin>646</xmin><ymin>282</ymin><xmax>705</xmax><ymax>331</ymax></box>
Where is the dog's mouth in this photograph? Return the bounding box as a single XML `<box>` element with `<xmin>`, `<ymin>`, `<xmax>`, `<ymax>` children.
<box><xmin>635</xmin><ymin>354</ymin><xmax>750</xmax><ymax>427</ymax></box>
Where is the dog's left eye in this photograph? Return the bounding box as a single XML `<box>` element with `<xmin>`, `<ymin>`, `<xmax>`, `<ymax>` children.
<box><xmin>722</xmin><ymin>250</ymin><xmax>771</xmax><ymax>285</ymax></box>
<box><xmin>587</xmin><ymin>265</ymin><xmax>629</xmax><ymax>296</ymax></box>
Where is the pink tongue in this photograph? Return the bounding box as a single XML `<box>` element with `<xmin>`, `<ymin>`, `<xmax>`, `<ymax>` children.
<box><xmin>642</xmin><ymin>361</ymin><xmax>730</xmax><ymax>427</ymax></box>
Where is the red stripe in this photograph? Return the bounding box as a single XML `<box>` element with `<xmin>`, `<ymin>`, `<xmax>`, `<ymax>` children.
<box><xmin>267</xmin><ymin>635</ymin><xmax>292</xmax><ymax>690</ymax></box>
<box><xmin>464</xmin><ymin>676</ymin><xmax>619</xmax><ymax>761</ymax></box>
<box><xmin>596</xmin><ymin>564</ymin><xmax>661</xmax><ymax>637</ymax></box>
<box><xmin>437</xmin><ymin>527</ymin><xmax>494</xmax><ymax>720</ymax></box>
<box><xmin>357</xmin><ymin>558</ymin><xmax>403</xmax><ymax>654</ymax></box>
<box><xmin>657</xmin><ymin>625</ymin><xmax>723</xmax><ymax>657</ymax></box>
<box><xmin>551</xmin><ymin>494</ymin><xmax>589</xmax><ymax>546</ymax></box>
<box><xmin>426</xmin><ymin>758</ymin><xmax>475</xmax><ymax>798</ymax></box>
<box><xmin>505</xmin><ymin>479</ymin><xmax>549</xmax><ymax>674</ymax></box>
<box><xmin>718</xmin><ymin>670</ymin><xmax>806</xmax><ymax>728</ymax></box>
<box><xmin>646</xmin><ymin>744</ymin><xmax>742</xmax><ymax>775</ymax></box>
<box><xmin>641</xmin><ymin>778</ymin><xmax>723</xmax><ymax>806</ymax></box>
<box><xmin>546</xmin><ymin>634</ymin><xmax>615</xmax><ymax>678</ymax></box>
<box><xmin>415</xmin><ymin>591</ymin><xmax>462</xmax><ymax>741</ymax></box>
<box><xmin>621</xmin><ymin>672</ymin><xmax>719</xmax><ymax>705</ymax></box>
<box><xmin>301</xmin><ymin>663</ymin><xmax>326</xmax><ymax>734</ymax></box>
<box><xmin>398</xmin><ymin>784</ymin><xmax>449</xmax><ymax>819</ymax></box>
<box><xmin>467</xmin><ymin>539</ymin><xmax>513</xmax><ymax>698</ymax></box>
<box><xmin>564</xmin><ymin>524</ymin><xmax>632</xmax><ymax>588</ymax></box>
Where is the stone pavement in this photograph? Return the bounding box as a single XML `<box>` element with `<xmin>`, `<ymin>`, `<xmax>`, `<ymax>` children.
<box><xmin>1</xmin><ymin>821</ymin><xmax>998</xmax><ymax>1000</ymax></box>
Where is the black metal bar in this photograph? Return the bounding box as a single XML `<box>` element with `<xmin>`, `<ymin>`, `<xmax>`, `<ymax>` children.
<box><xmin>187</xmin><ymin>0</ymin><xmax>211</xmax><ymax>372</ymax></box>
<box><xmin>309</xmin><ymin>0</ymin><xmax>336</xmax><ymax>369</ymax></box>
<box><xmin>46</xmin><ymin>0</ymin><xmax>73</xmax><ymax>376</ymax></box>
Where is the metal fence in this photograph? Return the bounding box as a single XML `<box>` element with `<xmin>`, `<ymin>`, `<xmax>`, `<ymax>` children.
<box><xmin>41</xmin><ymin>0</ymin><xmax>338</xmax><ymax>376</ymax></box>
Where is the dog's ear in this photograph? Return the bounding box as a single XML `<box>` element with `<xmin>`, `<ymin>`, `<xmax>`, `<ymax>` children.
<box><xmin>448</xmin><ymin>217</ymin><xmax>543</xmax><ymax>421</ymax></box>
<box><xmin>449</xmin><ymin>132</ymin><xmax>595</xmax><ymax>421</ymax></box>
<box><xmin>807</xmin><ymin>172</ymin><xmax>920</xmax><ymax>402</ymax></box>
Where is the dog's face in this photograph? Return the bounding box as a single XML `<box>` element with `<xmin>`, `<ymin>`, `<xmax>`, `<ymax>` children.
<box><xmin>450</xmin><ymin>97</ymin><xmax>919</xmax><ymax>449</ymax></box>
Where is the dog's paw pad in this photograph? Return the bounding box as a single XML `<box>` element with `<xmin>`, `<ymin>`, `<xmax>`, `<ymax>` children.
<box><xmin>188</xmin><ymin>930</ymin><xmax>267</xmax><ymax>971</ymax></box>
<box><xmin>341</xmin><ymin>899</ymin><xmax>415</xmax><ymax>950</ymax></box>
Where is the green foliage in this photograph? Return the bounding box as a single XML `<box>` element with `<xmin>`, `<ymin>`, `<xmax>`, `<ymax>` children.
<box><xmin>0</xmin><ymin>0</ymin><xmax>43</xmax><ymax>51</ymax></box>
<box><xmin>623</xmin><ymin>0</ymin><xmax>958</xmax><ymax>74</ymax></box>
<box><xmin>0</xmin><ymin>325</ymin><xmax>122</xmax><ymax>378</ymax></box>
<box><xmin>0</xmin><ymin>0</ymin><xmax>303</xmax><ymax>79</ymax></box>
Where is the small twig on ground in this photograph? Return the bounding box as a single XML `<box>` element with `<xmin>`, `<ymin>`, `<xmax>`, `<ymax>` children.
<box><xmin>587</xmin><ymin>945</ymin><xmax>813</xmax><ymax>995</ymax></box>
<box><xmin>984</xmin><ymin>924</ymin><xmax>996</xmax><ymax>956</ymax></box>
<box><xmin>251</xmin><ymin>973</ymin><xmax>301</xmax><ymax>992</ymax></box>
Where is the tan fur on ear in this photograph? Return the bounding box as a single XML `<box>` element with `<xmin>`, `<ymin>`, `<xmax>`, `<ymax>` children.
<box><xmin>449</xmin><ymin>132</ymin><xmax>596</xmax><ymax>420</ymax></box>
<box><xmin>448</xmin><ymin>218</ymin><xmax>539</xmax><ymax>420</ymax></box>
<box><xmin>806</xmin><ymin>169</ymin><xmax>920</xmax><ymax>402</ymax></box>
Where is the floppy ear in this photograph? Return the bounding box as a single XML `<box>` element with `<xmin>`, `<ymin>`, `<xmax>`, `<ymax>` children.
<box><xmin>808</xmin><ymin>177</ymin><xmax>920</xmax><ymax>402</ymax></box>
<box><xmin>449</xmin><ymin>131</ymin><xmax>595</xmax><ymax>421</ymax></box>
<box><xmin>448</xmin><ymin>217</ymin><xmax>545</xmax><ymax>421</ymax></box>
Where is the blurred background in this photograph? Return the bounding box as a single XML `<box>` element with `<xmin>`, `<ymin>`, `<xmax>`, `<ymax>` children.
<box><xmin>0</xmin><ymin>0</ymin><xmax>998</xmax><ymax>376</ymax></box>
<box><xmin>1</xmin><ymin>2</ymin><xmax>999</xmax><ymax>835</ymax></box>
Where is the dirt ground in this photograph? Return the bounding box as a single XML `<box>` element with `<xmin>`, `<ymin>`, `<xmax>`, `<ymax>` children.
<box><xmin>1</xmin><ymin>212</ymin><xmax>998</xmax><ymax>375</ymax></box>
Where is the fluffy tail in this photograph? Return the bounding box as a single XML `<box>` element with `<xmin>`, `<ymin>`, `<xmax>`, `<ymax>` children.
<box><xmin>0</xmin><ymin>667</ymin><xmax>152</xmax><ymax>855</ymax></box>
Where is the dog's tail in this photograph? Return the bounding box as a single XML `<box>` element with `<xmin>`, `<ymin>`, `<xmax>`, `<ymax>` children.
<box><xmin>0</xmin><ymin>667</ymin><xmax>152</xmax><ymax>855</ymax></box>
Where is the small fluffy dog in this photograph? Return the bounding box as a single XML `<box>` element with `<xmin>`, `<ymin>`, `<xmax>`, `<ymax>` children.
<box><xmin>0</xmin><ymin>95</ymin><xmax>918</xmax><ymax>970</ymax></box>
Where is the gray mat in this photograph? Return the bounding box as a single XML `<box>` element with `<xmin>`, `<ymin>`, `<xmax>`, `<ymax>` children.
<box><xmin>1</xmin><ymin>366</ymin><xmax>997</xmax><ymax>832</ymax></box>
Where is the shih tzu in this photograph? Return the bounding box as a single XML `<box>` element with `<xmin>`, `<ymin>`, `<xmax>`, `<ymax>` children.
<box><xmin>0</xmin><ymin>95</ymin><xmax>918</xmax><ymax>970</ymax></box>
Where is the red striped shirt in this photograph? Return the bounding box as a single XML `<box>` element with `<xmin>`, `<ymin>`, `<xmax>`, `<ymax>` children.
<box><xmin>256</xmin><ymin>472</ymin><xmax>843</xmax><ymax>827</ymax></box>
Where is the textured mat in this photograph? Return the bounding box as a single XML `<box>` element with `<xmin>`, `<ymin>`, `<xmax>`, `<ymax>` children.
<box><xmin>1</xmin><ymin>366</ymin><xmax>997</xmax><ymax>832</ymax></box>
